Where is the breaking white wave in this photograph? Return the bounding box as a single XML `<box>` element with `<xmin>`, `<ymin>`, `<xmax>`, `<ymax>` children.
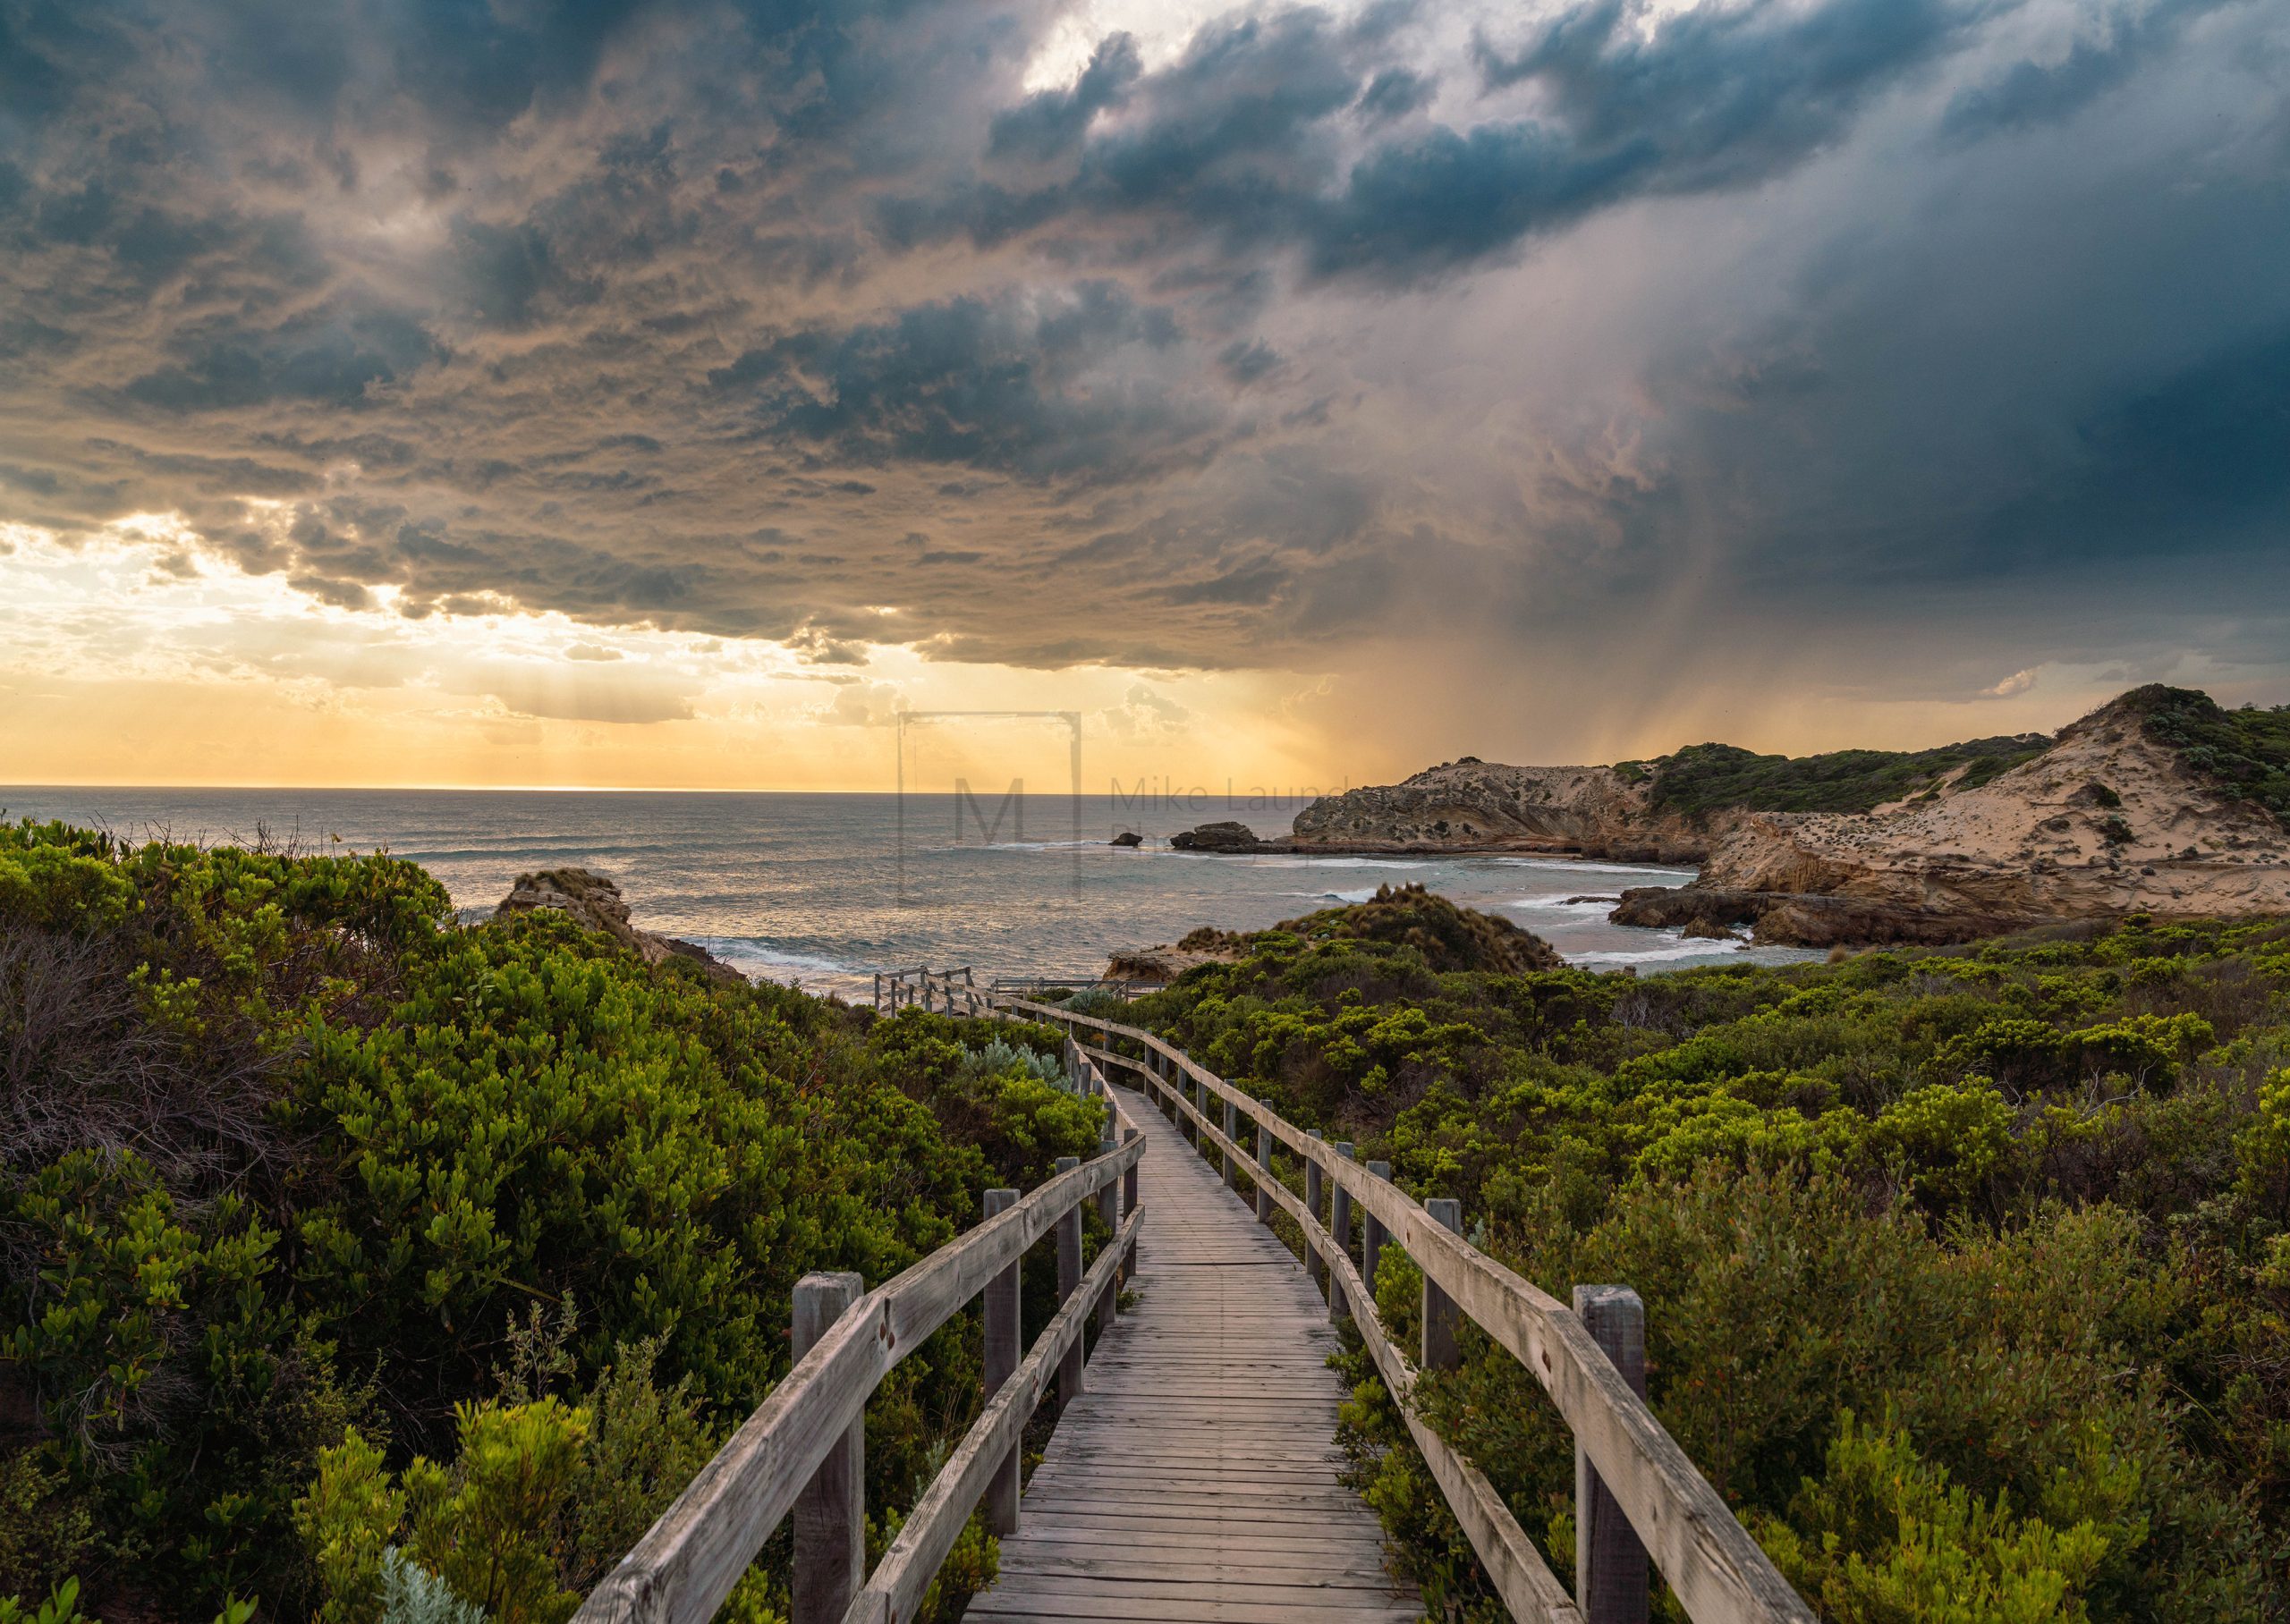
<box><xmin>1484</xmin><ymin>857</ymin><xmax>1694</xmax><ymax>879</ymax></box>
<box><xmin>1571</xmin><ymin>933</ymin><xmax>1756</xmax><ymax>966</ymax></box>
<box><xmin>1505</xmin><ymin>896</ymin><xmax>1617</xmax><ymax>913</ymax></box>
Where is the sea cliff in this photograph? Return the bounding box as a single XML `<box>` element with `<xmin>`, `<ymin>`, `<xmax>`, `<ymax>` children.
<box><xmin>1170</xmin><ymin>687</ymin><xmax>2290</xmax><ymax>947</ymax></box>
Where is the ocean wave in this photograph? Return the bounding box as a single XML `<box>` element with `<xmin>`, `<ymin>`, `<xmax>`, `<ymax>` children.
<box><xmin>1161</xmin><ymin>853</ymin><xmax>1433</xmax><ymax>869</ymax></box>
<box><xmin>1481</xmin><ymin>857</ymin><xmax>1694</xmax><ymax>878</ymax></box>
<box><xmin>1280</xmin><ymin>888</ymin><xmax>1381</xmax><ymax>904</ymax></box>
<box><xmin>909</xmin><ymin>839</ymin><xmax>1108</xmax><ymax>852</ymax></box>
<box><xmin>686</xmin><ymin>938</ymin><xmax>863</xmax><ymax>978</ymax></box>
<box><xmin>1570</xmin><ymin>935</ymin><xmax>1752</xmax><ymax>966</ymax></box>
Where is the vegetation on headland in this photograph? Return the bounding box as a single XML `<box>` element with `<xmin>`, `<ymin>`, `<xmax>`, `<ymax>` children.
<box><xmin>1125</xmin><ymin>885</ymin><xmax>2290</xmax><ymax>1621</ymax></box>
<box><xmin>1621</xmin><ymin>733</ymin><xmax>2053</xmax><ymax>818</ymax></box>
<box><xmin>1616</xmin><ymin>683</ymin><xmax>2290</xmax><ymax>827</ymax></box>
<box><xmin>2122</xmin><ymin>685</ymin><xmax>2290</xmax><ymax>830</ymax></box>
<box><xmin>12</xmin><ymin>812</ymin><xmax>2290</xmax><ymax>1623</ymax></box>
<box><xmin>0</xmin><ymin>820</ymin><xmax>1107</xmax><ymax>1624</ymax></box>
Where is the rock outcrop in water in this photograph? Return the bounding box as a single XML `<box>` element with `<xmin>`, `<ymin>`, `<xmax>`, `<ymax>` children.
<box><xmin>1253</xmin><ymin>689</ymin><xmax>2290</xmax><ymax>947</ymax></box>
<box><xmin>1169</xmin><ymin>820</ymin><xmax>1268</xmax><ymax>852</ymax></box>
<box><xmin>494</xmin><ymin>867</ymin><xmax>748</xmax><ymax>984</ymax></box>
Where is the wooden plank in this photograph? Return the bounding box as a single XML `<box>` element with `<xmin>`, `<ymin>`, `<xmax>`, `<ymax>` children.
<box><xmin>571</xmin><ymin>1134</ymin><xmax>1141</xmax><ymax>1624</ymax></box>
<box><xmin>841</xmin><ymin>1207</ymin><xmax>1142</xmax><ymax>1624</ymax></box>
<box><xmin>981</xmin><ymin>1188</ymin><xmax>1021</xmax><ymax>1535</ymax></box>
<box><xmin>792</xmin><ymin>1273</ymin><xmax>865</xmax><ymax>1624</ymax></box>
<box><xmin>1038</xmin><ymin>1014</ymin><xmax>1816</xmax><ymax>1624</ymax></box>
<box><xmin>967</xmin><ymin>1082</ymin><xmax>1418</xmax><ymax>1624</ymax></box>
<box><xmin>1327</xmin><ymin>1230</ymin><xmax>1581</xmax><ymax>1624</ymax></box>
<box><xmin>1576</xmin><ymin>1286</ymin><xmax>1650</xmax><ymax>1624</ymax></box>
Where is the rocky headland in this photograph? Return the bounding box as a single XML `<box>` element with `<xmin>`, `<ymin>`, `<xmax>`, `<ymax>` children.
<box><xmin>1159</xmin><ymin>687</ymin><xmax>2290</xmax><ymax>948</ymax></box>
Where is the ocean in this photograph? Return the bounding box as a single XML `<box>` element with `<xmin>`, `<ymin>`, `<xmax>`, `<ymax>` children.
<box><xmin>0</xmin><ymin>788</ymin><xmax>1818</xmax><ymax>996</ymax></box>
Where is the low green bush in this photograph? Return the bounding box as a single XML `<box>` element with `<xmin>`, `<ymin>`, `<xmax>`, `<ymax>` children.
<box><xmin>1141</xmin><ymin>898</ymin><xmax>2290</xmax><ymax>1619</ymax></box>
<box><xmin>0</xmin><ymin>820</ymin><xmax>1101</xmax><ymax>1622</ymax></box>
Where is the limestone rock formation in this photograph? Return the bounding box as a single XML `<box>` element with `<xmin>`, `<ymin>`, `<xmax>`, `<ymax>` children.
<box><xmin>1657</xmin><ymin>692</ymin><xmax>2290</xmax><ymax>944</ymax></box>
<box><xmin>1273</xmin><ymin>688</ymin><xmax>2290</xmax><ymax>947</ymax></box>
<box><xmin>1287</xmin><ymin>759</ymin><xmax>1708</xmax><ymax>860</ymax></box>
<box><xmin>493</xmin><ymin>867</ymin><xmax>748</xmax><ymax>984</ymax></box>
<box><xmin>1169</xmin><ymin>821</ymin><xmax>1267</xmax><ymax>853</ymax></box>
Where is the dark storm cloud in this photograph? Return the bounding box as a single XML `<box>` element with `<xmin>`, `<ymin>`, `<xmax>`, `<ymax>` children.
<box><xmin>1353</xmin><ymin>66</ymin><xmax>1433</xmax><ymax>126</ymax></box>
<box><xmin>990</xmin><ymin>34</ymin><xmax>1144</xmax><ymax>161</ymax></box>
<box><xmin>706</xmin><ymin>283</ymin><xmax>1225</xmax><ymax>480</ymax></box>
<box><xmin>1969</xmin><ymin>326</ymin><xmax>2290</xmax><ymax>569</ymax></box>
<box><xmin>888</xmin><ymin>0</ymin><xmax>1990</xmax><ymax>282</ymax></box>
<box><xmin>122</xmin><ymin>309</ymin><xmax>444</xmax><ymax>412</ymax></box>
<box><xmin>0</xmin><ymin>0</ymin><xmax>2284</xmax><ymax>693</ymax></box>
<box><xmin>1939</xmin><ymin>0</ymin><xmax>2235</xmax><ymax>139</ymax></box>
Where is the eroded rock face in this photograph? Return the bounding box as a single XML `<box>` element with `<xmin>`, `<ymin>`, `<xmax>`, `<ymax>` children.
<box><xmin>1287</xmin><ymin>759</ymin><xmax>1711</xmax><ymax>859</ymax></box>
<box><xmin>1169</xmin><ymin>821</ymin><xmax>1267</xmax><ymax>852</ymax></box>
<box><xmin>1276</xmin><ymin>690</ymin><xmax>2290</xmax><ymax>947</ymax></box>
<box><xmin>1624</xmin><ymin>696</ymin><xmax>2290</xmax><ymax>943</ymax></box>
<box><xmin>493</xmin><ymin>867</ymin><xmax>748</xmax><ymax>984</ymax></box>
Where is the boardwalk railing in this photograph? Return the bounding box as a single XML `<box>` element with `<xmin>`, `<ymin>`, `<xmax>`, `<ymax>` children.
<box><xmin>572</xmin><ymin>1044</ymin><xmax>1144</xmax><ymax>1624</ymax></box>
<box><xmin>873</xmin><ymin>965</ymin><xmax>971</xmax><ymax>1013</ymax></box>
<box><xmin>967</xmin><ymin>980</ymin><xmax>1817</xmax><ymax>1624</ymax></box>
<box><xmin>988</xmin><ymin>974</ymin><xmax>1165</xmax><ymax>1001</ymax></box>
<box><xmin>873</xmin><ymin>968</ymin><xmax>1161</xmax><ymax>1011</ymax></box>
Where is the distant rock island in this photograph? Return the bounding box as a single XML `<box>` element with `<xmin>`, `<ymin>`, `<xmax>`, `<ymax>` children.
<box><xmin>1165</xmin><ymin>686</ymin><xmax>2290</xmax><ymax>947</ymax></box>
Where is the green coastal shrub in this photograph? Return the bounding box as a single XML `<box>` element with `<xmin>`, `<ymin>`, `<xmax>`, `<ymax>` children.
<box><xmin>1141</xmin><ymin>896</ymin><xmax>2290</xmax><ymax>1619</ymax></box>
<box><xmin>0</xmin><ymin>819</ymin><xmax>1103</xmax><ymax>1622</ymax></box>
<box><xmin>1758</xmin><ymin>1412</ymin><xmax>2122</xmax><ymax>1624</ymax></box>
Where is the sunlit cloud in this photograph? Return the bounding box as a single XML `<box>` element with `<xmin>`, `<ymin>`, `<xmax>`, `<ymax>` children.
<box><xmin>0</xmin><ymin>0</ymin><xmax>2285</xmax><ymax>788</ymax></box>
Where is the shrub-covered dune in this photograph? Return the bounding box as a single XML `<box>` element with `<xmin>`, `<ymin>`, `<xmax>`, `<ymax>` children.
<box><xmin>1129</xmin><ymin>895</ymin><xmax>2290</xmax><ymax>1620</ymax></box>
<box><xmin>0</xmin><ymin>821</ymin><xmax>1106</xmax><ymax>1624</ymax></box>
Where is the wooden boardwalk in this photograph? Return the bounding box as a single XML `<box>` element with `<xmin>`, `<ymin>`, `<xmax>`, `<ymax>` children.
<box><xmin>967</xmin><ymin>1084</ymin><xmax>1421</xmax><ymax>1624</ymax></box>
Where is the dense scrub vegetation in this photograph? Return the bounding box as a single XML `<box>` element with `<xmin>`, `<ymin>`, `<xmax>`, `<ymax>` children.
<box><xmin>1627</xmin><ymin>734</ymin><xmax>2052</xmax><ymax>816</ymax></box>
<box><xmin>2126</xmin><ymin>684</ymin><xmax>2290</xmax><ymax>829</ymax></box>
<box><xmin>0</xmin><ymin>821</ymin><xmax>1106</xmax><ymax>1624</ymax></box>
<box><xmin>1128</xmin><ymin>889</ymin><xmax>2290</xmax><ymax>1621</ymax></box>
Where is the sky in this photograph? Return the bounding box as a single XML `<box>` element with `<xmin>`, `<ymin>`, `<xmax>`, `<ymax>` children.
<box><xmin>1</xmin><ymin>0</ymin><xmax>2286</xmax><ymax>791</ymax></box>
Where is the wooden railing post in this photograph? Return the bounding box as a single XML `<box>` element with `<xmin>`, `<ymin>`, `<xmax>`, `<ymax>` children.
<box><xmin>1122</xmin><ymin>1125</ymin><xmax>1142</xmax><ymax>1273</ymax></box>
<box><xmin>1362</xmin><ymin>1159</ymin><xmax>1390</xmax><ymax>1305</ymax></box>
<box><xmin>1055</xmin><ymin>1155</ymin><xmax>1085</xmax><ymax>1417</ymax></box>
<box><xmin>1574</xmin><ymin>1286</ymin><xmax>1650</xmax><ymax>1624</ymax></box>
<box><xmin>981</xmin><ymin>1190</ymin><xmax>1021</xmax><ymax>1535</ymax></box>
<box><xmin>1095</xmin><ymin>1135</ymin><xmax>1119</xmax><ymax>1338</ymax></box>
<box><xmin>1328</xmin><ymin>1143</ymin><xmax>1355</xmax><ymax>1322</ymax></box>
<box><xmin>1304</xmin><ymin>1130</ymin><xmax>1326</xmax><ymax>1295</ymax></box>
<box><xmin>1421</xmin><ymin>1198</ymin><xmax>1462</xmax><ymax>1372</ymax></box>
<box><xmin>1255</xmin><ymin>1124</ymin><xmax>1274</xmax><ymax>1224</ymax></box>
<box><xmin>1222</xmin><ymin>1095</ymin><xmax>1240</xmax><ymax>1191</ymax></box>
<box><xmin>792</xmin><ymin>1271</ymin><xmax>865</xmax><ymax>1624</ymax></box>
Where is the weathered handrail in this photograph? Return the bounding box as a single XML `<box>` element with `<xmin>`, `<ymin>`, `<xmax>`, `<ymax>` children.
<box><xmin>996</xmin><ymin>995</ymin><xmax>1816</xmax><ymax>1624</ymax></box>
<box><xmin>878</xmin><ymin>967</ymin><xmax>1167</xmax><ymax>1013</ymax></box>
<box><xmin>572</xmin><ymin>1041</ymin><xmax>1141</xmax><ymax>1624</ymax></box>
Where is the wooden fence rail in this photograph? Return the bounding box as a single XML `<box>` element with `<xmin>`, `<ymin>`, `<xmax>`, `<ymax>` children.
<box><xmin>985</xmin><ymin>987</ymin><xmax>1816</xmax><ymax>1624</ymax></box>
<box><xmin>571</xmin><ymin>1042</ymin><xmax>1141</xmax><ymax>1624</ymax></box>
